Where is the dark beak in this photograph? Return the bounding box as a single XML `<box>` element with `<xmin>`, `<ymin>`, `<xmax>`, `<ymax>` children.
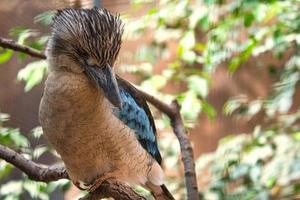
<box><xmin>84</xmin><ymin>64</ymin><xmax>122</xmax><ymax>109</ymax></box>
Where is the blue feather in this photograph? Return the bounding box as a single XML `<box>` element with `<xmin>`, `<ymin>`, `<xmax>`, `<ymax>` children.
<box><xmin>113</xmin><ymin>88</ymin><xmax>160</xmax><ymax>162</ymax></box>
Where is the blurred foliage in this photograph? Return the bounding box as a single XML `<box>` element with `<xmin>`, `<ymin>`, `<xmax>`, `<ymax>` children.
<box><xmin>17</xmin><ymin>60</ymin><xmax>48</xmax><ymax>92</ymax></box>
<box><xmin>0</xmin><ymin>9</ymin><xmax>70</xmax><ymax>200</ymax></box>
<box><xmin>1</xmin><ymin>0</ymin><xmax>300</xmax><ymax>199</ymax></box>
<box><xmin>125</xmin><ymin>0</ymin><xmax>300</xmax><ymax>123</ymax></box>
<box><xmin>125</xmin><ymin>0</ymin><xmax>300</xmax><ymax>199</ymax></box>
<box><xmin>0</xmin><ymin>112</ymin><xmax>70</xmax><ymax>200</ymax></box>
<box><xmin>197</xmin><ymin>126</ymin><xmax>300</xmax><ymax>200</ymax></box>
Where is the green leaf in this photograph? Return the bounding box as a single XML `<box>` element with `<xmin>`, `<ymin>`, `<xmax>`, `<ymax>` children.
<box><xmin>198</xmin><ymin>15</ymin><xmax>210</xmax><ymax>31</ymax></box>
<box><xmin>230</xmin><ymin>164</ymin><xmax>249</xmax><ymax>180</ymax></box>
<box><xmin>134</xmin><ymin>185</ymin><xmax>152</xmax><ymax>198</ymax></box>
<box><xmin>46</xmin><ymin>179</ymin><xmax>70</xmax><ymax>193</ymax></box>
<box><xmin>0</xmin><ymin>128</ymin><xmax>29</xmax><ymax>148</ymax></box>
<box><xmin>31</xmin><ymin>126</ymin><xmax>43</xmax><ymax>139</ymax></box>
<box><xmin>147</xmin><ymin>8</ymin><xmax>158</xmax><ymax>15</ymax></box>
<box><xmin>219</xmin><ymin>134</ymin><xmax>236</xmax><ymax>144</ymax></box>
<box><xmin>0</xmin><ymin>49</ymin><xmax>13</xmax><ymax>64</ymax></box>
<box><xmin>266</xmin><ymin>176</ymin><xmax>276</xmax><ymax>188</ymax></box>
<box><xmin>244</xmin><ymin>13</ymin><xmax>255</xmax><ymax>27</ymax></box>
<box><xmin>204</xmin><ymin>0</ymin><xmax>224</xmax><ymax>5</ymax></box>
<box><xmin>29</xmin><ymin>35</ymin><xmax>49</xmax><ymax>51</ymax></box>
<box><xmin>247</xmin><ymin>100</ymin><xmax>262</xmax><ymax>116</ymax></box>
<box><xmin>0</xmin><ymin>181</ymin><xmax>22</xmax><ymax>196</ymax></box>
<box><xmin>202</xmin><ymin>101</ymin><xmax>216</xmax><ymax>119</ymax></box>
<box><xmin>195</xmin><ymin>43</ymin><xmax>206</xmax><ymax>52</ymax></box>
<box><xmin>181</xmin><ymin>50</ymin><xmax>197</xmax><ymax>64</ymax></box>
<box><xmin>17</xmin><ymin>29</ymin><xmax>39</xmax><ymax>45</ymax></box>
<box><xmin>32</xmin><ymin>146</ymin><xmax>48</xmax><ymax>159</ymax></box>
<box><xmin>223</xmin><ymin>95</ymin><xmax>247</xmax><ymax>116</ymax></box>
<box><xmin>34</xmin><ymin>10</ymin><xmax>56</xmax><ymax>25</ymax></box>
<box><xmin>266</xmin><ymin>71</ymin><xmax>299</xmax><ymax>115</ymax></box>
<box><xmin>141</xmin><ymin>75</ymin><xmax>167</xmax><ymax>91</ymax></box>
<box><xmin>0</xmin><ymin>113</ymin><xmax>10</xmax><ymax>122</ymax></box>
<box><xmin>179</xmin><ymin>30</ymin><xmax>195</xmax><ymax>50</ymax></box>
<box><xmin>0</xmin><ymin>161</ymin><xmax>13</xmax><ymax>179</ymax></box>
<box><xmin>9</xmin><ymin>130</ymin><xmax>29</xmax><ymax>147</ymax></box>
<box><xmin>23</xmin><ymin>180</ymin><xmax>47</xmax><ymax>200</ymax></box>
<box><xmin>135</xmin><ymin>45</ymin><xmax>157</xmax><ymax>62</ymax></box>
<box><xmin>292</xmin><ymin>132</ymin><xmax>300</xmax><ymax>141</ymax></box>
<box><xmin>187</xmin><ymin>75</ymin><xmax>209</xmax><ymax>98</ymax></box>
<box><xmin>179</xmin><ymin>91</ymin><xmax>202</xmax><ymax>121</ymax></box>
<box><xmin>17</xmin><ymin>60</ymin><xmax>48</xmax><ymax>92</ymax></box>
<box><xmin>9</xmin><ymin>26</ymin><xmax>27</xmax><ymax>38</ymax></box>
<box><xmin>228</xmin><ymin>57</ymin><xmax>241</xmax><ymax>72</ymax></box>
<box><xmin>228</xmin><ymin>38</ymin><xmax>257</xmax><ymax>72</ymax></box>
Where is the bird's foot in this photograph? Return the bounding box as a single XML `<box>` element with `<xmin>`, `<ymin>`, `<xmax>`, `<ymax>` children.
<box><xmin>88</xmin><ymin>172</ymin><xmax>116</xmax><ymax>193</ymax></box>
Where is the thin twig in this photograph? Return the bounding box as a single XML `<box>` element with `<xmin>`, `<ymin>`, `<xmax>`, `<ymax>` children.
<box><xmin>0</xmin><ymin>37</ymin><xmax>199</xmax><ymax>200</ymax></box>
<box><xmin>0</xmin><ymin>37</ymin><xmax>46</xmax><ymax>59</ymax></box>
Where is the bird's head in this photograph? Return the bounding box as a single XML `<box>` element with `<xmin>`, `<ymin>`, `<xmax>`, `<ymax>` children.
<box><xmin>47</xmin><ymin>8</ymin><xmax>124</xmax><ymax>108</ymax></box>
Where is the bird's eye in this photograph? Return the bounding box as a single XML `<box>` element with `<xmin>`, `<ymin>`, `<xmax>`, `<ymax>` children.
<box><xmin>86</xmin><ymin>57</ymin><xmax>98</xmax><ymax>66</ymax></box>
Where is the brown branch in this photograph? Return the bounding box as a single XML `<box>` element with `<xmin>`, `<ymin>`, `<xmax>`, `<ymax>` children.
<box><xmin>79</xmin><ymin>179</ymin><xmax>146</xmax><ymax>200</ymax></box>
<box><xmin>0</xmin><ymin>37</ymin><xmax>46</xmax><ymax>59</ymax></box>
<box><xmin>138</xmin><ymin>90</ymin><xmax>199</xmax><ymax>200</ymax></box>
<box><xmin>0</xmin><ymin>37</ymin><xmax>199</xmax><ymax>200</ymax></box>
<box><xmin>0</xmin><ymin>144</ymin><xmax>68</xmax><ymax>182</ymax></box>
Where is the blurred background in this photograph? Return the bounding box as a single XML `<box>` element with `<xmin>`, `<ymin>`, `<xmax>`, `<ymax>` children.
<box><xmin>1</xmin><ymin>0</ymin><xmax>300</xmax><ymax>199</ymax></box>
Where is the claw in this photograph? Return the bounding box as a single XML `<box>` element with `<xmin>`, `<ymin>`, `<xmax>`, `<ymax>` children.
<box><xmin>88</xmin><ymin>172</ymin><xmax>116</xmax><ymax>192</ymax></box>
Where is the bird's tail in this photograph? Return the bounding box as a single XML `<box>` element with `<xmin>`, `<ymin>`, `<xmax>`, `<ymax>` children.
<box><xmin>146</xmin><ymin>182</ymin><xmax>175</xmax><ymax>200</ymax></box>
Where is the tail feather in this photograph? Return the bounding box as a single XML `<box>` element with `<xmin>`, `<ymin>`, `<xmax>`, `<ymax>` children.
<box><xmin>159</xmin><ymin>184</ymin><xmax>175</xmax><ymax>200</ymax></box>
<box><xmin>146</xmin><ymin>182</ymin><xmax>175</xmax><ymax>200</ymax></box>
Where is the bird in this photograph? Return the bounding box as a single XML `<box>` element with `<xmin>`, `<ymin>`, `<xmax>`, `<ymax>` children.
<box><xmin>39</xmin><ymin>7</ymin><xmax>174</xmax><ymax>200</ymax></box>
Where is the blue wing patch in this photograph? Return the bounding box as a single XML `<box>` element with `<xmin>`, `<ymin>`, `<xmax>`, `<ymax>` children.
<box><xmin>112</xmin><ymin>88</ymin><xmax>161</xmax><ymax>163</ymax></box>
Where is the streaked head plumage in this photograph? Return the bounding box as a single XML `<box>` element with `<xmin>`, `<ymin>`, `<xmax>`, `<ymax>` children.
<box><xmin>48</xmin><ymin>7</ymin><xmax>124</xmax><ymax>67</ymax></box>
<box><xmin>47</xmin><ymin>7</ymin><xmax>124</xmax><ymax>108</ymax></box>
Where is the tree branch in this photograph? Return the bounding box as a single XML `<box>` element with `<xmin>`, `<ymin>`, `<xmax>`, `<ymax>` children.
<box><xmin>0</xmin><ymin>144</ymin><xmax>68</xmax><ymax>182</ymax></box>
<box><xmin>0</xmin><ymin>37</ymin><xmax>46</xmax><ymax>59</ymax></box>
<box><xmin>79</xmin><ymin>179</ymin><xmax>146</xmax><ymax>200</ymax></box>
<box><xmin>0</xmin><ymin>37</ymin><xmax>199</xmax><ymax>200</ymax></box>
<box><xmin>138</xmin><ymin>90</ymin><xmax>199</xmax><ymax>200</ymax></box>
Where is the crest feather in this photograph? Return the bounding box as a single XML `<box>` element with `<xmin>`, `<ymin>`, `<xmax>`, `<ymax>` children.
<box><xmin>49</xmin><ymin>7</ymin><xmax>124</xmax><ymax>66</ymax></box>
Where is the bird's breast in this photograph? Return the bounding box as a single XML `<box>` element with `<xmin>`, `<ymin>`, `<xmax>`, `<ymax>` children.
<box><xmin>39</xmin><ymin>72</ymin><xmax>152</xmax><ymax>184</ymax></box>
<box><xmin>58</xmin><ymin>106</ymin><xmax>152</xmax><ymax>185</ymax></box>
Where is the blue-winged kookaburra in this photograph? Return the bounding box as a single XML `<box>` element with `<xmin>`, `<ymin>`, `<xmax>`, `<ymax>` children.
<box><xmin>39</xmin><ymin>7</ymin><xmax>174</xmax><ymax>200</ymax></box>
